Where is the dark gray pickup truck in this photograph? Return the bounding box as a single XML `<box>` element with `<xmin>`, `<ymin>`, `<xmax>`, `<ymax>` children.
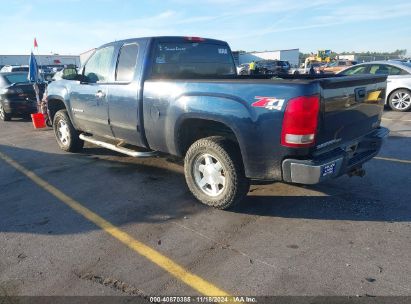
<box><xmin>46</xmin><ymin>36</ymin><xmax>389</xmax><ymax>209</ymax></box>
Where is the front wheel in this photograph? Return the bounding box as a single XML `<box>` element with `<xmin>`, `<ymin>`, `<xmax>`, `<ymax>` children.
<box><xmin>184</xmin><ymin>136</ymin><xmax>250</xmax><ymax>210</ymax></box>
<box><xmin>388</xmin><ymin>89</ymin><xmax>411</xmax><ymax>112</ymax></box>
<box><xmin>53</xmin><ymin>109</ymin><xmax>84</xmax><ymax>152</ymax></box>
<box><xmin>0</xmin><ymin>102</ymin><xmax>11</xmax><ymax>121</ymax></box>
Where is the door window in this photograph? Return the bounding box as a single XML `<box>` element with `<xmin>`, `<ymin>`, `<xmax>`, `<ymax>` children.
<box><xmin>116</xmin><ymin>43</ymin><xmax>139</xmax><ymax>82</ymax></box>
<box><xmin>340</xmin><ymin>65</ymin><xmax>367</xmax><ymax>75</ymax></box>
<box><xmin>385</xmin><ymin>65</ymin><xmax>405</xmax><ymax>75</ymax></box>
<box><xmin>369</xmin><ymin>65</ymin><xmax>389</xmax><ymax>75</ymax></box>
<box><xmin>84</xmin><ymin>46</ymin><xmax>115</xmax><ymax>83</ymax></box>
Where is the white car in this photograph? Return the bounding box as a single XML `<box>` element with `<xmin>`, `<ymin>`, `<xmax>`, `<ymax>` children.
<box><xmin>236</xmin><ymin>63</ymin><xmax>249</xmax><ymax>75</ymax></box>
<box><xmin>0</xmin><ymin>65</ymin><xmax>29</xmax><ymax>73</ymax></box>
<box><xmin>338</xmin><ymin>61</ymin><xmax>411</xmax><ymax>111</ymax></box>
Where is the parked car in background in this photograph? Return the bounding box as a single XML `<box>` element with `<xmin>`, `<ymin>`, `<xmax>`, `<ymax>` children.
<box><xmin>256</xmin><ymin>60</ymin><xmax>290</xmax><ymax>74</ymax></box>
<box><xmin>290</xmin><ymin>62</ymin><xmax>325</xmax><ymax>75</ymax></box>
<box><xmin>236</xmin><ymin>63</ymin><xmax>249</xmax><ymax>75</ymax></box>
<box><xmin>338</xmin><ymin>61</ymin><xmax>411</xmax><ymax>111</ymax></box>
<box><xmin>0</xmin><ymin>72</ymin><xmax>45</xmax><ymax>121</ymax></box>
<box><xmin>0</xmin><ymin>65</ymin><xmax>30</xmax><ymax>73</ymax></box>
<box><xmin>389</xmin><ymin>59</ymin><xmax>411</xmax><ymax>63</ymax></box>
<box><xmin>52</xmin><ymin>65</ymin><xmax>78</xmax><ymax>81</ymax></box>
<box><xmin>322</xmin><ymin>60</ymin><xmax>357</xmax><ymax>74</ymax></box>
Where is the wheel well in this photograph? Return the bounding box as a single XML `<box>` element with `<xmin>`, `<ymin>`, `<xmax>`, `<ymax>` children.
<box><xmin>178</xmin><ymin>119</ymin><xmax>240</xmax><ymax>156</ymax></box>
<box><xmin>48</xmin><ymin>99</ymin><xmax>66</xmax><ymax>121</ymax></box>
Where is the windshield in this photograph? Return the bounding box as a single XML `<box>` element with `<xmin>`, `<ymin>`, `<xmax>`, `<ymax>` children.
<box><xmin>151</xmin><ymin>42</ymin><xmax>236</xmax><ymax>78</ymax></box>
<box><xmin>4</xmin><ymin>73</ymin><xmax>29</xmax><ymax>84</ymax></box>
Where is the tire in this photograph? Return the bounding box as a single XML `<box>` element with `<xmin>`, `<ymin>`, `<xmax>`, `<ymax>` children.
<box><xmin>0</xmin><ymin>102</ymin><xmax>11</xmax><ymax>121</ymax></box>
<box><xmin>45</xmin><ymin>117</ymin><xmax>53</xmax><ymax>127</ymax></box>
<box><xmin>184</xmin><ymin>136</ymin><xmax>250</xmax><ymax>210</ymax></box>
<box><xmin>53</xmin><ymin>109</ymin><xmax>84</xmax><ymax>152</ymax></box>
<box><xmin>388</xmin><ymin>89</ymin><xmax>411</xmax><ymax>112</ymax></box>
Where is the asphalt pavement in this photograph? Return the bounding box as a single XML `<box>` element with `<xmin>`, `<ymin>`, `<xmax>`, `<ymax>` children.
<box><xmin>0</xmin><ymin>110</ymin><xmax>410</xmax><ymax>298</ymax></box>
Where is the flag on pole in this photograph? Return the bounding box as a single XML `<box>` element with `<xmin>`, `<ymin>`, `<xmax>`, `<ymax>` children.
<box><xmin>28</xmin><ymin>52</ymin><xmax>41</xmax><ymax>112</ymax></box>
<box><xmin>34</xmin><ymin>38</ymin><xmax>38</xmax><ymax>48</ymax></box>
<box><xmin>28</xmin><ymin>52</ymin><xmax>39</xmax><ymax>83</ymax></box>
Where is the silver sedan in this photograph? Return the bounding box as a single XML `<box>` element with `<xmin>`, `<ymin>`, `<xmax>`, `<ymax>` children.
<box><xmin>338</xmin><ymin>61</ymin><xmax>411</xmax><ymax>111</ymax></box>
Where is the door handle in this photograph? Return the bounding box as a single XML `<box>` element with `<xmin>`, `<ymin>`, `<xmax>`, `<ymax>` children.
<box><xmin>95</xmin><ymin>91</ymin><xmax>105</xmax><ymax>98</ymax></box>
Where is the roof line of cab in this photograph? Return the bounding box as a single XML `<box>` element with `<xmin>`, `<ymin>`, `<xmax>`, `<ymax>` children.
<box><xmin>97</xmin><ymin>36</ymin><xmax>229</xmax><ymax>49</ymax></box>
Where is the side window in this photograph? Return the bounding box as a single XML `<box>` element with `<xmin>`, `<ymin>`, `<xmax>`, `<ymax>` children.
<box><xmin>386</xmin><ymin>65</ymin><xmax>402</xmax><ymax>76</ymax></box>
<box><xmin>84</xmin><ymin>46</ymin><xmax>115</xmax><ymax>83</ymax></box>
<box><xmin>116</xmin><ymin>43</ymin><xmax>139</xmax><ymax>82</ymax></box>
<box><xmin>400</xmin><ymin>68</ymin><xmax>410</xmax><ymax>75</ymax></box>
<box><xmin>341</xmin><ymin>65</ymin><xmax>367</xmax><ymax>75</ymax></box>
<box><xmin>369</xmin><ymin>65</ymin><xmax>389</xmax><ymax>75</ymax></box>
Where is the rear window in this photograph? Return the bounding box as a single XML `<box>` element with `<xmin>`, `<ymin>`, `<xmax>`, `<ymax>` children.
<box><xmin>11</xmin><ymin>67</ymin><xmax>29</xmax><ymax>72</ymax></box>
<box><xmin>151</xmin><ymin>42</ymin><xmax>236</xmax><ymax>78</ymax></box>
<box><xmin>4</xmin><ymin>73</ymin><xmax>29</xmax><ymax>84</ymax></box>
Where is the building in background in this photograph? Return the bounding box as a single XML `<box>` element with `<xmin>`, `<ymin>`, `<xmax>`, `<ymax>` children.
<box><xmin>233</xmin><ymin>49</ymin><xmax>299</xmax><ymax>67</ymax></box>
<box><xmin>338</xmin><ymin>53</ymin><xmax>404</xmax><ymax>63</ymax></box>
<box><xmin>0</xmin><ymin>54</ymin><xmax>80</xmax><ymax>68</ymax></box>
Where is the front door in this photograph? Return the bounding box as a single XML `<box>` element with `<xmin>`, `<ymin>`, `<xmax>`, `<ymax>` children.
<box><xmin>70</xmin><ymin>45</ymin><xmax>115</xmax><ymax>137</ymax></box>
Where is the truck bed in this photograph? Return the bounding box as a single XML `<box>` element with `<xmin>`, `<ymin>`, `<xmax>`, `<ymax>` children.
<box><xmin>143</xmin><ymin>74</ymin><xmax>387</xmax><ymax>180</ymax></box>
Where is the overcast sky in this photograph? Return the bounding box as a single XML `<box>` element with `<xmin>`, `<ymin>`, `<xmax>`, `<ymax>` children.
<box><xmin>1</xmin><ymin>0</ymin><xmax>410</xmax><ymax>55</ymax></box>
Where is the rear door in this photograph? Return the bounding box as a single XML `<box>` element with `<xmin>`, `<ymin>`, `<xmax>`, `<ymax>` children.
<box><xmin>107</xmin><ymin>42</ymin><xmax>146</xmax><ymax>146</ymax></box>
<box><xmin>69</xmin><ymin>45</ymin><xmax>115</xmax><ymax>136</ymax></box>
<box><xmin>316</xmin><ymin>75</ymin><xmax>387</xmax><ymax>147</ymax></box>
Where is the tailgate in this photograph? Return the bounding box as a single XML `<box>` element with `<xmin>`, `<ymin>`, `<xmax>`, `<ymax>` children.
<box><xmin>316</xmin><ymin>75</ymin><xmax>387</xmax><ymax>148</ymax></box>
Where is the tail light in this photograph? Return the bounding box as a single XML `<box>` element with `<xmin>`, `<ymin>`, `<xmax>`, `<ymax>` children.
<box><xmin>281</xmin><ymin>95</ymin><xmax>320</xmax><ymax>147</ymax></box>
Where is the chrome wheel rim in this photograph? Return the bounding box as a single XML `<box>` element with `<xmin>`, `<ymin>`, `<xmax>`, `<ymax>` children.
<box><xmin>0</xmin><ymin>104</ymin><xmax>4</xmax><ymax>119</ymax></box>
<box><xmin>193</xmin><ymin>153</ymin><xmax>226</xmax><ymax>197</ymax></box>
<box><xmin>391</xmin><ymin>92</ymin><xmax>411</xmax><ymax>110</ymax></box>
<box><xmin>57</xmin><ymin>120</ymin><xmax>70</xmax><ymax>146</ymax></box>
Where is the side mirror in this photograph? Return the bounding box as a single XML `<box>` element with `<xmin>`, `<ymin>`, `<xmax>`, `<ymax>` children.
<box><xmin>76</xmin><ymin>74</ymin><xmax>88</xmax><ymax>83</ymax></box>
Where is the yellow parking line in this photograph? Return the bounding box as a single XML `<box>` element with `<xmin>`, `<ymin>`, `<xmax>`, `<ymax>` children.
<box><xmin>0</xmin><ymin>151</ymin><xmax>230</xmax><ymax>296</ymax></box>
<box><xmin>374</xmin><ymin>156</ymin><xmax>411</xmax><ymax>164</ymax></box>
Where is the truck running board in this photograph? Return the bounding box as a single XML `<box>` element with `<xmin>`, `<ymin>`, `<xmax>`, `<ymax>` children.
<box><xmin>79</xmin><ymin>134</ymin><xmax>157</xmax><ymax>158</ymax></box>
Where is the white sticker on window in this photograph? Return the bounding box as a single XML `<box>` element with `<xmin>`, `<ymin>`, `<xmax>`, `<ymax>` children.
<box><xmin>156</xmin><ymin>56</ymin><xmax>166</xmax><ymax>64</ymax></box>
<box><xmin>218</xmin><ymin>48</ymin><xmax>228</xmax><ymax>55</ymax></box>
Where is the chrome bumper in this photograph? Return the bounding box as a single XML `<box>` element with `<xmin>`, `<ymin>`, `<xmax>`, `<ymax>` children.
<box><xmin>282</xmin><ymin>127</ymin><xmax>389</xmax><ymax>184</ymax></box>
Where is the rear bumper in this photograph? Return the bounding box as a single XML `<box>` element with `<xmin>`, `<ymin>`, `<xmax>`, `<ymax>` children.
<box><xmin>282</xmin><ymin>127</ymin><xmax>389</xmax><ymax>184</ymax></box>
<box><xmin>2</xmin><ymin>99</ymin><xmax>37</xmax><ymax>115</ymax></box>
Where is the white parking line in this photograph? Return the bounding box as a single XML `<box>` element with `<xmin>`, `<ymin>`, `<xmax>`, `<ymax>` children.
<box><xmin>382</xmin><ymin>117</ymin><xmax>411</xmax><ymax>122</ymax></box>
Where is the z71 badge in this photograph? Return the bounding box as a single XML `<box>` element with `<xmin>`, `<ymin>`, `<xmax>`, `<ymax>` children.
<box><xmin>252</xmin><ymin>96</ymin><xmax>285</xmax><ymax>111</ymax></box>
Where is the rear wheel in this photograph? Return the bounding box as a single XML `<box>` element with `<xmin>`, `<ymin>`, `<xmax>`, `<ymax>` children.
<box><xmin>53</xmin><ymin>109</ymin><xmax>84</xmax><ymax>152</ymax></box>
<box><xmin>388</xmin><ymin>89</ymin><xmax>411</xmax><ymax>112</ymax></box>
<box><xmin>0</xmin><ymin>102</ymin><xmax>11</xmax><ymax>121</ymax></box>
<box><xmin>184</xmin><ymin>136</ymin><xmax>250</xmax><ymax>210</ymax></box>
